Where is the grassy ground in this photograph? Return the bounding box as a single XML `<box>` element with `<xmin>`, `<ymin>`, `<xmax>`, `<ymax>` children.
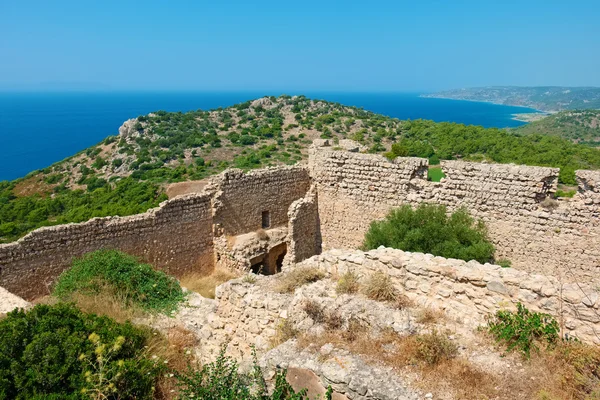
<box><xmin>427</xmin><ymin>167</ymin><xmax>445</xmax><ymax>182</ymax></box>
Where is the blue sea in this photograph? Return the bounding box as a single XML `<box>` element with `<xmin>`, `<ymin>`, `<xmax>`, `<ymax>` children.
<box><xmin>0</xmin><ymin>92</ymin><xmax>537</xmax><ymax>181</ymax></box>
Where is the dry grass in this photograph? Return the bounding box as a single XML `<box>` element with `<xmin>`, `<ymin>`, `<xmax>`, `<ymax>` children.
<box><xmin>303</xmin><ymin>299</ymin><xmax>326</xmax><ymax>323</ymax></box>
<box><xmin>270</xmin><ymin>318</ymin><xmax>299</xmax><ymax>348</ymax></box>
<box><xmin>394</xmin><ymin>294</ymin><xmax>413</xmax><ymax>310</ymax></box>
<box><xmin>61</xmin><ymin>287</ymin><xmax>144</xmax><ymax>323</ymax></box>
<box><xmin>415</xmin><ymin>329</ymin><xmax>458</xmax><ymax>365</ymax></box>
<box><xmin>148</xmin><ymin>325</ymin><xmax>198</xmax><ymax>400</ymax></box>
<box><xmin>298</xmin><ymin>323</ymin><xmax>497</xmax><ymax>400</ymax></box>
<box><xmin>180</xmin><ymin>268</ymin><xmax>239</xmax><ymax>299</ymax></box>
<box><xmin>255</xmin><ymin>228</ymin><xmax>269</xmax><ymax>241</ymax></box>
<box><xmin>362</xmin><ymin>271</ymin><xmax>397</xmax><ymax>302</ymax></box>
<box><xmin>519</xmin><ymin>341</ymin><xmax>600</xmax><ymax>400</ymax></box>
<box><xmin>541</xmin><ymin>197</ymin><xmax>559</xmax><ymax>210</ymax></box>
<box><xmin>275</xmin><ymin>267</ymin><xmax>326</xmax><ymax>293</ymax></box>
<box><xmin>336</xmin><ymin>271</ymin><xmax>360</xmax><ymax>294</ymax></box>
<box><xmin>416</xmin><ymin>307</ymin><xmax>445</xmax><ymax>325</ymax></box>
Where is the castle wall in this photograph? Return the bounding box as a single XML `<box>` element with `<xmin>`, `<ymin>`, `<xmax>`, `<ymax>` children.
<box><xmin>309</xmin><ymin>147</ymin><xmax>432</xmax><ymax>250</ymax></box>
<box><xmin>287</xmin><ymin>185</ymin><xmax>321</xmax><ymax>264</ymax></box>
<box><xmin>309</xmin><ymin>144</ymin><xmax>600</xmax><ymax>282</ymax></box>
<box><xmin>0</xmin><ymin>194</ymin><xmax>214</xmax><ymax>300</ymax></box>
<box><xmin>307</xmin><ymin>248</ymin><xmax>600</xmax><ymax>345</ymax></box>
<box><xmin>210</xmin><ymin>167</ymin><xmax>311</xmax><ymax>237</ymax></box>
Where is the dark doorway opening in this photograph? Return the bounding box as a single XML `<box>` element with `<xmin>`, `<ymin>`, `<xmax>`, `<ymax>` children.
<box><xmin>248</xmin><ymin>243</ymin><xmax>287</xmax><ymax>275</ymax></box>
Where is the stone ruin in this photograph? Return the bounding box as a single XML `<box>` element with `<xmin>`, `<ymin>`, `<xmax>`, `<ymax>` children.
<box><xmin>1</xmin><ymin>139</ymin><xmax>599</xmax><ymax>398</ymax></box>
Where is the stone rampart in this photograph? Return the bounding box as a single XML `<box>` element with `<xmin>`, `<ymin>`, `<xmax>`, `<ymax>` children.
<box><xmin>210</xmin><ymin>166</ymin><xmax>311</xmax><ymax>236</ymax></box>
<box><xmin>0</xmin><ymin>194</ymin><xmax>215</xmax><ymax>300</ymax></box>
<box><xmin>306</xmin><ymin>248</ymin><xmax>600</xmax><ymax>345</ymax></box>
<box><xmin>287</xmin><ymin>185</ymin><xmax>321</xmax><ymax>264</ymax></box>
<box><xmin>310</xmin><ymin>143</ymin><xmax>600</xmax><ymax>282</ymax></box>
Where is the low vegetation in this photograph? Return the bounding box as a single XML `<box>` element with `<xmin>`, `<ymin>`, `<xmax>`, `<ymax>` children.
<box><xmin>362</xmin><ymin>271</ymin><xmax>398</xmax><ymax>302</ymax></box>
<box><xmin>179</xmin><ymin>268</ymin><xmax>239</xmax><ymax>299</ymax></box>
<box><xmin>175</xmin><ymin>347</ymin><xmax>331</xmax><ymax>400</ymax></box>
<box><xmin>53</xmin><ymin>250</ymin><xmax>186</xmax><ymax>314</ymax></box>
<box><xmin>0</xmin><ymin>303</ymin><xmax>161</xmax><ymax>399</ymax></box>
<box><xmin>516</xmin><ymin>109</ymin><xmax>600</xmax><ymax>145</ymax></box>
<box><xmin>275</xmin><ymin>267</ymin><xmax>325</xmax><ymax>293</ymax></box>
<box><xmin>0</xmin><ymin>178</ymin><xmax>166</xmax><ymax>243</ymax></box>
<box><xmin>363</xmin><ymin>203</ymin><xmax>496</xmax><ymax>263</ymax></box>
<box><xmin>487</xmin><ymin>302</ymin><xmax>560</xmax><ymax>358</ymax></box>
<box><xmin>335</xmin><ymin>271</ymin><xmax>360</xmax><ymax>294</ymax></box>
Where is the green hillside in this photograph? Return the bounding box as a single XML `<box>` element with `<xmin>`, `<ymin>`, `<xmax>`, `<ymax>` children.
<box><xmin>515</xmin><ymin>110</ymin><xmax>600</xmax><ymax>145</ymax></box>
<box><xmin>2</xmin><ymin>95</ymin><xmax>600</xmax><ymax>243</ymax></box>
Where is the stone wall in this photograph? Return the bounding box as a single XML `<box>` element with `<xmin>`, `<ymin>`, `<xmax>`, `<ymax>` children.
<box><xmin>306</xmin><ymin>248</ymin><xmax>600</xmax><ymax>345</ymax></box>
<box><xmin>309</xmin><ymin>146</ymin><xmax>431</xmax><ymax>250</ymax></box>
<box><xmin>287</xmin><ymin>185</ymin><xmax>321</xmax><ymax>264</ymax></box>
<box><xmin>210</xmin><ymin>167</ymin><xmax>311</xmax><ymax>236</ymax></box>
<box><xmin>309</xmin><ymin>143</ymin><xmax>600</xmax><ymax>282</ymax></box>
<box><xmin>0</xmin><ymin>194</ymin><xmax>215</xmax><ymax>300</ymax></box>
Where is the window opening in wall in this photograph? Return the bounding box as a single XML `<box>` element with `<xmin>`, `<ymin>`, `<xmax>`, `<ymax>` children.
<box><xmin>262</xmin><ymin>211</ymin><xmax>270</xmax><ymax>229</ymax></box>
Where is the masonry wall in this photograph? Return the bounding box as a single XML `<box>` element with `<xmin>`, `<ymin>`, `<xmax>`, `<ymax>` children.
<box><xmin>287</xmin><ymin>185</ymin><xmax>321</xmax><ymax>264</ymax></box>
<box><xmin>307</xmin><ymin>248</ymin><xmax>600</xmax><ymax>345</ymax></box>
<box><xmin>210</xmin><ymin>167</ymin><xmax>311</xmax><ymax>236</ymax></box>
<box><xmin>309</xmin><ymin>144</ymin><xmax>600</xmax><ymax>282</ymax></box>
<box><xmin>0</xmin><ymin>194</ymin><xmax>214</xmax><ymax>300</ymax></box>
<box><xmin>309</xmin><ymin>146</ymin><xmax>431</xmax><ymax>250</ymax></box>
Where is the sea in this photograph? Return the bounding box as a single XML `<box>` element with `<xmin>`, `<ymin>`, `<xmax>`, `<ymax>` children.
<box><xmin>0</xmin><ymin>92</ymin><xmax>538</xmax><ymax>181</ymax></box>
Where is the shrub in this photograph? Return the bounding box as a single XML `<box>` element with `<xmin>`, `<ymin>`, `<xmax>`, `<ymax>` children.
<box><xmin>540</xmin><ymin>197</ymin><xmax>559</xmax><ymax>210</ymax></box>
<box><xmin>0</xmin><ymin>303</ymin><xmax>159</xmax><ymax>399</ymax></box>
<box><xmin>303</xmin><ymin>299</ymin><xmax>326</xmax><ymax>323</ymax></box>
<box><xmin>554</xmin><ymin>189</ymin><xmax>576</xmax><ymax>198</ymax></box>
<box><xmin>427</xmin><ymin>167</ymin><xmax>445</xmax><ymax>182</ymax></box>
<box><xmin>336</xmin><ymin>271</ymin><xmax>360</xmax><ymax>294</ymax></box>
<box><xmin>270</xmin><ymin>319</ymin><xmax>299</xmax><ymax>347</ymax></box>
<box><xmin>53</xmin><ymin>249</ymin><xmax>186</xmax><ymax>314</ymax></box>
<box><xmin>363</xmin><ymin>271</ymin><xmax>398</xmax><ymax>302</ymax></box>
<box><xmin>487</xmin><ymin>303</ymin><xmax>560</xmax><ymax>358</ymax></box>
<box><xmin>363</xmin><ymin>204</ymin><xmax>495</xmax><ymax>263</ymax></box>
<box><xmin>416</xmin><ymin>330</ymin><xmax>458</xmax><ymax>365</ymax></box>
<box><xmin>174</xmin><ymin>346</ymin><xmax>329</xmax><ymax>400</ymax></box>
<box><xmin>497</xmin><ymin>258</ymin><xmax>512</xmax><ymax>268</ymax></box>
<box><xmin>275</xmin><ymin>267</ymin><xmax>325</xmax><ymax>293</ymax></box>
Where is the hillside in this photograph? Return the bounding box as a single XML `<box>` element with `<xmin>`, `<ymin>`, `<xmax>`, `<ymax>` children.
<box><xmin>423</xmin><ymin>86</ymin><xmax>600</xmax><ymax>112</ymax></box>
<box><xmin>3</xmin><ymin>95</ymin><xmax>600</xmax><ymax>243</ymax></box>
<box><xmin>515</xmin><ymin>109</ymin><xmax>600</xmax><ymax>145</ymax></box>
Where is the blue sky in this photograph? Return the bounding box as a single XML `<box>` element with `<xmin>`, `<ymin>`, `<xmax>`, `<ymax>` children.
<box><xmin>1</xmin><ymin>0</ymin><xmax>599</xmax><ymax>92</ymax></box>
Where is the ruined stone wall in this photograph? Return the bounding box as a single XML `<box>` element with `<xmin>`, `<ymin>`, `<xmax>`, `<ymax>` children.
<box><xmin>310</xmin><ymin>143</ymin><xmax>600</xmax><ymax>281</ymax></box>
<box><xmin>306</xmin><ymin>248</ymin><xmax>600</xmax><ymax>345</ymax></box>
<box><xmin>309</xmin><ymin>146</ymin><xmax>431</xmax><ymax>250</ymax></box>
<box><xmin>0</xmin><ymin>194</ymin><xmax>214</xmax><ymax>300</ymax></box>
<box><xmin>210</xmin><ymin>167</ymin><xmax>311</xmax><ymax>237</ymax></box>
<box><xmin>287</xmin><ymin>185</ymin><xmax>321</xmax><ymax>264</ymax></box>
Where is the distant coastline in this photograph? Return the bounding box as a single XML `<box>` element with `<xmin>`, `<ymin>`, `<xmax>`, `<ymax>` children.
<box><xmin>511</xmin><ymin>112</ymin><xmax>551</xmax><ymax>123</ymax></box>
<box><xmin>420</xmin><ymin>93</ymin><xmax>547</xmax><ymax>114</ymax></box>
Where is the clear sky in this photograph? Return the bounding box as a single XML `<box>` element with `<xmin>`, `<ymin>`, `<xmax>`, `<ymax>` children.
<box><xmin>1</xmin><ymin>0</ymin><xmax>599</xmax><ymax>92</ymax></box>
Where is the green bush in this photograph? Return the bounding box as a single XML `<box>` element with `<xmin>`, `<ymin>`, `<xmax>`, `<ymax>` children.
<box><xmin>0</xmin><ymin>303</ymin><xmax>159</xmax><ymax>399</ymax></box>
<box><xmin>363</xmin><ymin>204</ymin><xmax>495</xmax><ymax>263</ymax></box>
<box><xmin>53</xmin><ymin>250</ymin><xmax>185</xmax><ymax>314</ymax></box>
<box><xmin>487</xmin><ymin>303</ymin><xmax>560</xmax><ymax>358</ymax></box>
<box><xmin>175</xmin><ymin>346</ymin><xmax>331</xmax><ymax>400</ymax></box>
<box><xmin>427</xmin><ymin>167</ymin><xmax>445</xmax><ymax>182</ymax></box>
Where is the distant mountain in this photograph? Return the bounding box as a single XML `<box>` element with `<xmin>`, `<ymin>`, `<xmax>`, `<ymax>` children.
<box><xmin>515</xmin><ymin>110</ymin><xmax>600</xmax><ymax>145</ymax></box>
<box><xmin>423</xmin><ymin>86</ymin><xmax>600</xmax><ymax>112</ymax></box>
